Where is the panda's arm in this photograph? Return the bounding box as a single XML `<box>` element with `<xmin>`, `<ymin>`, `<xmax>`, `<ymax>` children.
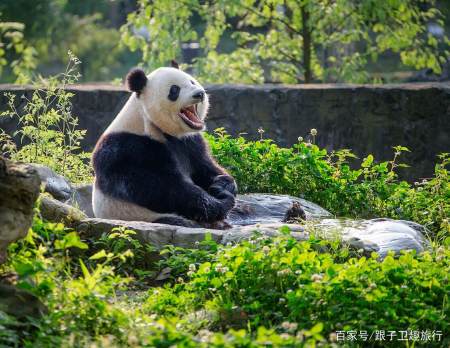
<box><xmin>93</xmin><ymin>132</ymin><xmax>235</xmax><ymax>223</ymax></box>
<box><xmin>187</xmin><ymin>134</ymin><xmax>237</xmax><ymax>196</ymax></box>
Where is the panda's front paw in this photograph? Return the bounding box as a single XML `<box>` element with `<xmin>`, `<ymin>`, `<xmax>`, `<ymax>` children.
<box><xmin>209</xmin><ymin>175</ymin><xmax>237</xmax><ymax>197</ymax></box>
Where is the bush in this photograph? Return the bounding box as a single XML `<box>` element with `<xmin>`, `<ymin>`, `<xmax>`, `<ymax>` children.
<box><xmin>0</xmin><ymin>52</ymin><xmax>92</xmax><ymax>183</ymax></box>
<box><xmin>206</xmin><ymin>129</ymin><xmax>450</xmax><ymax>240</ymax></box>
<box><xmin>3</xmin><ymin>219</ymin><xmax>448</xmax><ymax>347</ymax></box>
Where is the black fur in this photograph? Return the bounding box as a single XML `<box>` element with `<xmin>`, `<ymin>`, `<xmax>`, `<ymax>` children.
<box><xmin>92</xmin><ymin>132</ymin><xmax>237</xmax><ymax>223</ymax></box>
<box><xmin>171</xmin><ymin>60</ymin><xmax>180</xmax><ymax>69</ymax></box>
<box><xmin>127</xmin><ymin>68</ymin><xmax>147</xmax><ymax>96</ymax></box>
<box><xmin>168</xmin><ymin>85</ymin><xmax>180</xmax><ymax>101</ymax></box>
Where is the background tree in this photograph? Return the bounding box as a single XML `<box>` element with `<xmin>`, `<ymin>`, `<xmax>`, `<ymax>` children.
<box><xmin>122</xmin><ymin>0</ymin><xmax>450</xmax><ymax>84</ymax></box>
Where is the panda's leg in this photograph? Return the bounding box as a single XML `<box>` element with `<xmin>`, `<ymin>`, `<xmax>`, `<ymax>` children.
<box><xmin>153</xmin><ymin>216</ymin><xmax>202</xmax><ymax>228</ymax></box>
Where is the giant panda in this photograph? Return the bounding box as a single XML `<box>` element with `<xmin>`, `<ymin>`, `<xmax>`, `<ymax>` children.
<box><xmin>92</xmin><ymin>63</ymin><xmax>237</xmax><ymax>227</ymax></box>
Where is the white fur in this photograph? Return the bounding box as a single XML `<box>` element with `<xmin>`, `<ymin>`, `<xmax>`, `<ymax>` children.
<box><xmin>92</xmin><ymin>182</ymin><xmax>176</xmax><ymax>222</ymax></box>
<box><xmin>106</xmin><ymin>67</ymin><xmax>209</xmax><ymax>138</ymax></box>
<box><xmin>93</xmin><ymin>67</ymin><xmax>209</xmax><ymax>222</ymax></box>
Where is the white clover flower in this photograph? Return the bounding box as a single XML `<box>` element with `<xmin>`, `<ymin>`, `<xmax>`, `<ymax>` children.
<box><xmin>310</xmin><ymin>128</ymin><xmax>317</xmax><ymax>136</ymax></box>
<box><xmin>262</xmin><ymin>246</ymin><xmax>270</xmax><ymax>254</ymax></box>
<box><xmin>279</xmin><ymin>298</ymin><xmax>286</xmax><ymax>304</ymax></box>
<box><xmin>187</xmin><ymin>271</ymin><xmax>195</xmax><ymax>277</ymax></box>
<box><xmin>298</xmin><ymin>136</ymin><xmax>304</xmax><ymax>142</ymax></box>
<box><xmin>295</xmin><ymin>270</ymin><xmax>302</xmax><ymax>275</ymax></box>
<box><xmin>280</xmin><ymin>333</ymin><xmax>291</xmax><ymax>340</ymax></box>
<box><xmin>281</xmin><ymin>321</ymin><xmax>291</xmax><ymax>330</ymax></box>
<box><xmin>286</xmin><ymin>289</ymin><xmax>293</xmax><ymax>293</ymax></box>
<box><xmin>311</xmin><ymin>273</ymin><xmax>323</xmax><ymax>282</ymax></box>
<box><xmin>277</xmin><ymin>269</ymin><xmax>292</xmax><ymax>277</ymax></box>
<box><xmin>188</xmin><ymin>264</ymin><xmax>196</xmax><ymax>272</ymax></box>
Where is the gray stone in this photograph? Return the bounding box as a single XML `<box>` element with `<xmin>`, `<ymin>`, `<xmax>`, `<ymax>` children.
<box><xmin>228</xmin><ymin>194</ymin><xmax>331</xmax><ymax>225</ymax></box>
<box><xmin>74</xmin><ymin>219</ymin><xmax>174</xmax><ymax>249</ymax></box>
<box><xmin>29</xmin><ymin>163</ymin><xmax>73</xmax><ymax>201</ymax></box>
<box><xmin>71</xmin><ymin>216</ymin><xmax>427</xmax><ymax>258</ymax></box>
<box><xmin>39</xmin><ymin>195</ymin><xmax>87</xmax><ymax>226</ymax></box>
<box><xmin>1</xmin><ymin>83</ymin><xmax>449</xmax><ymax>180</ymax></box>
<box><xmin>67</xmin><ymin>184</ymin><xmax>94</xmax><ymax>217</ymax></box>
<box><xmin>0</xmin><ymin>157</ymin><xmax>40</xmax><ymax>263</ymax></box>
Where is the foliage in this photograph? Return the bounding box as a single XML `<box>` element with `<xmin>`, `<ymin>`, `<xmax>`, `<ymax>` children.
<box><xmin>122</xmin><ymin>0</ymin><xmax>450</xmax><ymax>84</ymax></box>
<box><xmin>0</xmin><ymin>0</ymin><xmax>134</xmax><ymax>83</ymax></box>
<box><xmin>0</xmin><ymin>20</ymin><xmax>36</xmax><ymax>83</ymax></box>
<box><xmin>206</xmin><ymin>129</ymin><xmax>450</xmax><ymax>240</ymax></box>
<box><xmin>0</xmin><ymin>52</ymin><xmax>92</xmax><ymax>183</ymax></box>
<box><xmin>1</xmin><ymin>218</ymin><xmax>448</xmax><ymax>347</ymax></box>
<box><xmin>147</xmin><ymin>233</ymin><xmax>449</xmax><ymax>346</ymax></box>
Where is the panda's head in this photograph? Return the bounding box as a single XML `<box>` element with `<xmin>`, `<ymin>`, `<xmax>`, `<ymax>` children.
<box><xmin>126</xmin><ymin>64</ymin><xmax>209</xmax><ymax>137</ymax></box>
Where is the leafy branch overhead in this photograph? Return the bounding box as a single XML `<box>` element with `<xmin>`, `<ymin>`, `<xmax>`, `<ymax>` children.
<box><xmin>122</xmin><ymin>0</ymin><xmax>450</xmax><ymax>84</ymax></box>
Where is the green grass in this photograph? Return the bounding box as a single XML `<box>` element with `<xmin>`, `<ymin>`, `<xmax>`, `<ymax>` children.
<box><xmin>0</xmin><ymin>215</ymin><xmax>449</xmax><ymax>347</ymax></box>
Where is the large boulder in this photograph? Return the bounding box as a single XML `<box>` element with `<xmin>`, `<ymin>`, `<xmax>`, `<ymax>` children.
<box><xmin>0</xmin><ymin>157</ymin><xmax>40</xmax><ymax>264</ymax></box>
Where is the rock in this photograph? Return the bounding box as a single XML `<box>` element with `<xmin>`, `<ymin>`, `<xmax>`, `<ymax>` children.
<box><xmin>29</xmin><ymin>164</ymin><xmax>72</xmax><ymax>201</ymax></box>
<box><xmin>67</xmin><ymin>184</ymin><xmax>94</xmax><ymax>217</ymax></box>
<box><xmin>0</xmin><ymin>157</ymin><xmax>40</xmax><ymax>264</ymax></box>
<box><xmin>72</xmin><ymin>216</ymin><xmax>427</xmax><ymax>258</ymax></box>
<box><xmin>0</xmin><ymin>282</ymin><xmax>47</xmax><ymax>320</ymax></box>
<box><xmin>227</xmin><ymin>193</ymin><xmax>331</xmax><ymax>225</ymax></box>
<box><xmin>39</xmin><ymin>195</ymin><xmax>87</xmax><ymax>226</ymax></box>
<box><xmin>75</xmin><ymin>218</ymin><xmax>175</xmax><ymax>249</ymax></box>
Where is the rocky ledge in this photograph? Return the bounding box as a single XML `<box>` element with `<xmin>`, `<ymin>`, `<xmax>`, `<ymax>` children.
<box><xmin>28</xmin><ymin>164</ymin><xmax>429</xmax><ymax>258</ymax></box>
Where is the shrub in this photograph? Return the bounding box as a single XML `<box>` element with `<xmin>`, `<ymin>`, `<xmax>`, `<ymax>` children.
<box><xmin>0</xmin><ymin>52</ymin><xmax>92</xmax><ymax>183</ymax></box>
<box><xmin>146</xmin><ymin>234</ymin><xmax>450</xmax><ymax>347</ymax></box>
<box><xmin>206</xmin><ymin>129</ymin><xmax>450</xmax><ymax>240</ymax></box>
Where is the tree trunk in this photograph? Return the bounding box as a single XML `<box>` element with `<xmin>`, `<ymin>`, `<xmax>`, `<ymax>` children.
<box><xmin>301</xmin><ymin>4</ymin><xmax>312</xmax><ymax>83</ymax></box>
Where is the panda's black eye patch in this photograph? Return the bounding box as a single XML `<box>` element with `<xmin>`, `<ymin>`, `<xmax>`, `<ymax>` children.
<box><xmin>168</xmin><ymin>85</ymin><xmax>181</xmax><ymax>101</ymax></box>
<box><xmin>190</xmin><ymin>80</ymin><xmax>196</xmax><ymax>85</ymax></box>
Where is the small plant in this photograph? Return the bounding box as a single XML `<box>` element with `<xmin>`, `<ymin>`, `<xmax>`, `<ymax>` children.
<box><xmin>0</xmin><ymin>51</ymin><xmax>92</xmax><ymax>183</ymax></box>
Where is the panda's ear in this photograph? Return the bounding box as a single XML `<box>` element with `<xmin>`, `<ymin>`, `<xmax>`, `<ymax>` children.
<box><xmin>171</xmin><ymin>60</ymin><xmax>180</xmax><ymax>69</ymax></box>
<box><xmin>126</xmin><ymin>68</ymin><xmax>147</xmax><ymax>96</ymax></box>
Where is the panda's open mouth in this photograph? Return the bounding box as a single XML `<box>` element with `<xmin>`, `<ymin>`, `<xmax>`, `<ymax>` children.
<box><xmin>178</xmin><ymin>105</ymin><xmax>204</xmax><ymax>130</ymax></box>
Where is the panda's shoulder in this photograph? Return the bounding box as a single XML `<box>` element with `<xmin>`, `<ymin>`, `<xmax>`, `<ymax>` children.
<box><xmin>93</xmin><ymin>131</ymin><xmax>169</xmax><ymax>165</ymax></box>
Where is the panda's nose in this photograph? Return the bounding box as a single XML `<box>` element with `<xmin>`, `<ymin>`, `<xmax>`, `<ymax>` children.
<box><xmin>192</xmin><ymin>90</ymin><xmax>205</xmax><ymax>102</ymax></box>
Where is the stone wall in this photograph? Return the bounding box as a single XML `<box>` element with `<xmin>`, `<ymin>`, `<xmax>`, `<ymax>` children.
<box><xmin>0</xmin><ymin>83</ymin><xmax>449</xmax><ymax>180</ymax></box>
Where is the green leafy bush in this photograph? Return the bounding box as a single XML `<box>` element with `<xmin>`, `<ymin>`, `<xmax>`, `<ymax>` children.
<box><xmin>3</xmin><ymin>219</ymin><xmax>448</xmax><ymax>347</ymax></box>
<box><xmin>0</xmin><ymin>52</ymin><xmax>92</xmax><ymax>183</ymax></box>
<box><xmin>146</xmin><ymin>234</ymin><xmax>449</xmax><ymax>346</ymax></box>
<box><xmin>206</xmin><ymin>129</ymin><xmax>449</xmax><ymax>240</ymax></box>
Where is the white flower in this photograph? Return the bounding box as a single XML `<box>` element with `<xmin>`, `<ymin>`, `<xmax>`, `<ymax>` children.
<box><xmin>310</xmin><ymin>128</ymin><xmax>317</xmax><ymax>136</ymax></box>
<box><xmin>188</xmin><ymin>264</ymin><xmax>196</xmax><ymax>272</ymax></box>
<box><xmin>280</xmin><ymin>333</ymin><xmax>291</xmax><ymax>340</ymax></box>
<box><xmin>262</xmin><ymin>246</ymin><xmax>270</xmax><ymax>254</ymax></box>
<box><xmin>311</xmin><ymin>273</ymin><xmax>323</xmax><ymax>282</ymax></box>
<box><xmin>187</xmin><ymin>271</ymin><xmax>195</xmax><ymax>277</ymax></box>
<box><xmin>298</xmin><ymin>136</ymin><xmax>303</xmax><ymax>142</ymax></box>
<box><xmin>277</xmin><ymin>269</ymin><xmax>292</xmax><ymax>277</ymax></box>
